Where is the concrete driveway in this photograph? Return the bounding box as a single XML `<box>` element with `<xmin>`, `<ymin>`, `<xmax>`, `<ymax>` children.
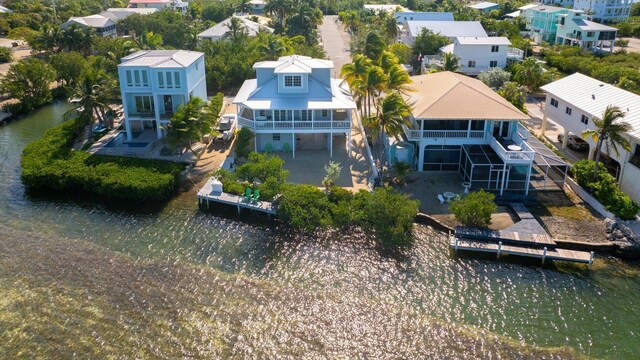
<box><xmin>525</xmin><ymin>98</ymin><xmax>588</xmax><ymax>163</ymax></box>
<box><xmin>318</xmin><ymin>15</ymin><xmax>352</xmax><ymax>77</ymax></box>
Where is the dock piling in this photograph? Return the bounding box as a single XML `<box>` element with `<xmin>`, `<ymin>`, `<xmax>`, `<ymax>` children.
<box><xmin>542</xmin><ymin>246</ymin><xmax>547</xmax><ymax>264</ymax></box>
<box><xmin>497</xmin><ymin>241</ymin><xmax>502</xmax><ymax>259</ymax></box>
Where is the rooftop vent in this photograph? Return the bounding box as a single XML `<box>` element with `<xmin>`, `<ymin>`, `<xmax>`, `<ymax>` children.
<box><xmin>592</xmin><ymin>94</ymin><xmax>595</xmax><ymax>99</ymax></box>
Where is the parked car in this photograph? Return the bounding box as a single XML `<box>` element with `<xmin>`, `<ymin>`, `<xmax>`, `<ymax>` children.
<box><xmin>214</xmin><ymin>114</ymin><xmax>237</xmax><ymax>143</ymax></box>
<box><xmin>557</xmin><ymin>133</ymin><xmax>589</xmax><ymax>151</ymax></box>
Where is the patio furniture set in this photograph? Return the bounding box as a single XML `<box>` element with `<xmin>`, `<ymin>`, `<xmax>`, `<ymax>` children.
<box><xmin>242</xmin><ymin>188</ymin><xmax>261</xmax><ymax>204</ymax></box>
<box><xmin>438</xmin><ymin>182</ymin><xmax>472</xmax><ymax>204</ymax></box>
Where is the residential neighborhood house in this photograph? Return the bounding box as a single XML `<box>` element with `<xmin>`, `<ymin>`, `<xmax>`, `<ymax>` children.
<box><xmin>393</xmin><ymin>11</ymin><xmax>454</xmax><ymax>24</ymax></box>
<box><xmin>127</xmin><ymin>0</ymin><xmax>188</xmax><ymax>13</ymax></box>
<box><xmin>249</xmin><ymin>0</ymin><xmax>267</xmax><ymax>14</ymax></box>
<box><xmin>399</xmin><ymin>20</ymin><xmax>488</xmax><ymax>45</ymax></box>
<box><xmin>521</xmin><ymin>4</ymin><xmax>568</xmax><ymax>44</ymax></box>
<box><xmin>437</xmin><ymin>36</ymin><xmax>515</xmax><ymax>76</ymax></box>
<box><xmin>197</xmin><ymin>15</ymin><xmax>274</xmax><ymax>41</ymax></box>
<box><xmin>60</xmin><ymin>15</ymin><xmax>118</xmax><ymax>37</ymax></box>
<box><xmin>118</xmin><ymin>50</ymin><xmax>207</xmax><ymax>141</ymax></box>
<box><xmin>537</xmin><ymin>0</ymin><xmax>632</xmax><ymax>22</ymax></box>
<box><xmin>401</xmin><ymin>72</ymin><xmax>549</xmax><ymax>195</ymax></box>
<box><xmin>364</xmin><ymin>4</ymin><xmax>409</xmax><ymax>13</ymax></box>
<box><xmin>540</xmin><ymin>73</ymin><xmax>640</xmax><ymax>203</ymax></box>
<box><xmin>233</xmin><ymin>55</ymin><xmax>357</xmax><ymax>158</ymax></box>
<box><xmin>467</xmin><ymin>1</ymin><xmax>500</xmax><ymax>12</ymax></box>
<box><xmin>555</xmin><ymin>10</ymin><xmax>617</xmax><ymax>51</ymax></box>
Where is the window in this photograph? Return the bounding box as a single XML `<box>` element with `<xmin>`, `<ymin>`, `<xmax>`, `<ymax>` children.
<box><xmin>301</xmin><ymin>110</ymin><xmax>310</xmax><ymax>121</ymax></box>
<box><xmin>174</xmin><ymin>72</ymin><xmax>181</xmax><ymax>88</ymax></box>
<box><xmin>142</xmin><ymin>71</ymin><xmax>148</xmax><ymax>87</ymax></box>
<box><xmin>126</xmin><ymin>70</ymin><xmax>132</xmax><ymax>87</ymax></box>
<box><xmin>467</xmin><ymin>61</ymin><xmax>476</xmax><ymax>68</ymax></box>
<box><xmin>284</xmin><ymin>75</ymin><xmax>302</xmax><ymax>87</ymax></box>
<box><xmin>581</xmin><ymin>114</ymin><xmax>589</xmax><ymax>125</ymax></box>
<box><xmin>259</xmin><ymin>110</ymin><xmax>266</xmax><ymax>117</ymax></box>
<box><xmin>587</xmin><ymin>31</ymin><xmax>595</xmax><ymax>37</ymax></box>
<box><xmin>566</xmin><ymin>106</ymin><xmax>572</xmax><ymax>115</ymax></box>
<box><xmin>550</xmin><ymin>98</ymin><xmax>559</xmax><ymax>107</ymax></box>
<box><xmin>274</xmin><ymin>110</ymin><xmax>286</xmax><ymax>121</ymax></box>
<box><xmin>134</xmin><ymin>96</ymin><xmax>154</xmax><ymax>113</ymax></box>
<box><xmin>134</xmin><ymin>70</ymin><xmax>140</xmax><ymax>87</ymax></box>
<box><xmin>158</xmin><ymin>72</ymin><xmax>164</xmax><ymax>88</ymax></box>
<box><xmin>491</xmin><ymin>45</ymin><xmax>499</xmax><ymax>52</ymax></box>
<box><xmin>272</xmin><ymin>133</ymin><xmax>281</xmax><ymax>141</ymax></box>
<box><xmin>196</xmin><ymin>61</ymin><xmax>199</xmax><ymax>71</ymax></box>
<box><xmin>322</xmin><ymin>109</ymin><xmax>328</xmax><ymax>117</ymax></box>
<box><xmin>166</xmin><ymin>72</ymin><xmax>173</xmax><ymax>88</ymax></box>
<box><xmin>489</xmin><ymin>60</ymin><xmax>498</xmax><ymax>68</ymax></box>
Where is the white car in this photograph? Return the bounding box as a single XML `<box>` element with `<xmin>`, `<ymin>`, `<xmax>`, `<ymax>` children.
<box><xmin>215</xmin><ymin>114</ymin><xmax>237</xmax><ymax>143</ymax></box>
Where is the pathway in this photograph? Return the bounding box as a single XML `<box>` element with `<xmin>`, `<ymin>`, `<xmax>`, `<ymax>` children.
<box><xmin>318</xmin><ymin>15</ymin><xmax>352</xmax><ymax>77</ymax></box>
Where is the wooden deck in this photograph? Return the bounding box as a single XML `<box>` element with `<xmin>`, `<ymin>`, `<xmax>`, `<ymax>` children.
<box><xmin>197</xmin><ymin>178</ymin><xmax>276</xmax><ymax>215</ymax></box>
<box><xmin>450</xmin><ymin>203</ymin><xmax>594</xmax><ymax>265</ymax></box>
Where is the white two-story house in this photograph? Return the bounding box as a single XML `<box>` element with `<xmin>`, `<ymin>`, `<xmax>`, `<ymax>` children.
<box><xmin>403</xmin><ymin>72</ymin><xmax>548</xmax><ymax>195</ymax></box>
<box><xmin>540</xmin><ymin>73</ymin><xmax>640</xmax><ymax>204</ymax></box>
<box><xmin>59</xmin><ymin>15</ymin><xmax>117</xmax><ymax>38</ymax></box>
<box><xmin>555</xmin><ymin>10</ymin><xmax>617</xmax><ymax>52</ymax></box>
<box><xmin>233</xmin><ymin>55</ymin><xmax>357</xmax><ymax>158</ymax></box>
<box><xmin>573</xmin><ymin>0</ymin><xmax>632</xmax><ymax>23</ymax></box>
<box><xmin>439</xmin><ymin>36</ymin><xmax>513</xmax><ymax>76</ymax></box>
<box><xmin>118</xmin><ymin>50</ymin><xmax>207</xmax><ymax>141</ymax></box>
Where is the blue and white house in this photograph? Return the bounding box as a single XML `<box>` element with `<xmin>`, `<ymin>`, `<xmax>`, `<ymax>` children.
<box><xmin>233</xmin><ymin>55</ymin><xmax>357</xmax><ymax>158</ymax></box>
<box><xmin>118</xmin><ymin>50</ymin><xmax>207</xmax><ymax>141</ymax></box>
<box><xmin>401</xmin><ymin>72</ymin><xmax>564</xmax><ymax>195</ymax></box>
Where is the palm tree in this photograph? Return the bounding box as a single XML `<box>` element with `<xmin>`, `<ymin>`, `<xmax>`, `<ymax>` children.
<box><xmin>164</xmin><ymin>97</ymin><xmax>217</xmax><ymax>155</ymax></box>
<box><xmin>238</xmin><ymin>0</ymin><xmax>251</xmax><ymax>13</ymax></box>
<box><xmin>130</xmin><ymin>31</ymin><xmax>163</xmax><ymax>51</ymax></box>
<box><xmin>382</xmin><ymin>13</ymin><xmax>399</xmax><ymax>42</ymax></box>
<box><xmin>34</xmin><ymin>25</ymin><xmax>63</xmax><ymax>53</ymax></box>
<box><xmin>286</xmin><ymin>3</ymin><xmax>317</xmax><ymax>39</ymax></box>
<box><xmin>365</xmin><ymin>91</ymin><xmax>411</xmax><ymax>181</ymax></box>
<box><xmin>438</xmin><ymin>52</ymin><xmax>460</xmax><ymax>72</ymax></box>
<box><xmin>386</xmin><ymin>64</ymin><xmax>413</xmax><ymax>94</ymax></box>
<box><xmin>582</xmin><ymin>105</ymin><xmax>633</xmax><ymax>180</ymax></box>
<box><xmin>226</xmin><ymin>16</ymin><xmax>248</xmax><ymax>43</ymax></box>
<box><xmin>256</xmin><ymin>34</ymin><xmax>289</xmax><ymax>60</ymax></box>
<box><xmin>66</xmin><ymin>68</ymin><xmax>117</xmax><ymax>131</ymax></box>
<box><xmin>341</xmin><ymin>54</ymin><xmax>372</xmax><ymax>116</ymax></box>
<box><xmin>360</xmin><ymin>65</ymin><xmax>387</xmax><ymax>117</ymax></box>
<box><xmin>265</xmin><ymin>0</ymin><xmax>292</xmax><ymax>29</ymax></box>
<box><xmin>363</xmin><ymin>32</ymin><xmax>386</xmax><ymax>61</ymax></box>
<box><xmin>378</xmin><ymin>50</ymin><xmax>398</xmax><ymax>73</ymax></box>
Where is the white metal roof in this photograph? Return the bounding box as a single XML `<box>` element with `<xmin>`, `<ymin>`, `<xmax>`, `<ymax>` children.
<box><xmin>456</xmin><ymin>36</ymin><xmax>511</xmax><ymax>45</ymax></box>
<box><xmin>505</xmin><ymin>10</ymin><xmax>520</xmax><ymax>18</ymax></box>
<box><xmin>119</xmin><ymin>50</ymin><xmax>203</xmax><ymax>68</ymax></box>
<box><xmin>518</xmin><ymin>4</ymin><xmax>539</xmax><ymax>10</ymax></box>
<box><xmin>407</xmin><ymin>21</ymin><xmax>488</xmax><ymax>38</ymax></box>
<box><xmin>468</xmin><ymin>2</ymin><xmax>499</xmax><ymax>10</ymax></box>
<box><xmin>100</xmin><ymin>8</ymin><xmax>157</xmax><ymax>21</ymax></box>
<box><xmin>571</xmin><ymin>19</ymin><xmax>617</xmax><ymax>31</ymax></box>
<box><xmin>61</xmin><ymin>15</ymin><xmax>115</xmax><ymax>29</ymax></box>
<box><xmin>254</xmin><ymin>55</ymin><xmax>333</xmax><ymax>73</ymax></box>
<box><xmin>541</xmin><ymin>73</ymin><xmax>640</xmax><ymax>141</ymax></box>
<box><xmin>197</xmin><ymin>16</ymin><xmax>274</xmax><ymax>39</ymax></box>
<box><xmin>393</xmin><ymin>11</ymin><xmax>454</xmax><ymax>21</ymax></box>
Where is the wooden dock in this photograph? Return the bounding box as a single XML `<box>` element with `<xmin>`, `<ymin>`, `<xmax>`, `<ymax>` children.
<box><xmin>197</xmin><ymin>178</ymin><xmax>276</xmax><ymax>215</ymax></box>
<box><xmin>450</xmin><ymin>203</ymin><xmax>594</xmax><ymax>265</ymax></box>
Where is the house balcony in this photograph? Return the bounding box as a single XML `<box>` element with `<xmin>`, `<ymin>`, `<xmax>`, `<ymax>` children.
<box><xmin>237</xmin><ymin>108</ymin><xmax>352</xmax><ymax>132</ymax></box>
<box><xmin>126</xmin><ymin>112</ymin><xmax>174</xmax><ymax>121</ymax></box>
<box><xmin>403</xmin><ymin>126</ymin><xmax>486</xmax><ymax>141</ymax></box>
<box><xmin>488</xmin><ymin>124</ymin><xmax>535</xmax><ymax>164</ymax></box>
<box><xmin>507</xmin><ymin>47</ymin><xmax>524</xmax><ymax>61</ymax></box>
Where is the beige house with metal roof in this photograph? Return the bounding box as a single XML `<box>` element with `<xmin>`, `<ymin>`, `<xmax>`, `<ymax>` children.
<box><xmin>401</xmin><ymin>72</ymin><xmax>568</xmax><ymax>195</ymax></box>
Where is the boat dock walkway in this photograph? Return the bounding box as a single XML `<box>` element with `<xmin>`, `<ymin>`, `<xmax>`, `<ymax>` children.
<box><xmin>197</xmin><ymin>178</ymin><xmax>276</xmax><ymax>215</ymax></box>
<box><xmin>450</xmin><ymin>203</ymin><xmax>594</xmax><ymax>265</ymax></box>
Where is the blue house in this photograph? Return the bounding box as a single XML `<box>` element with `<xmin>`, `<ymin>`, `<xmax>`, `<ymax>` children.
<box><xmin>233</xmin><ymin>55</ymin><xmax>357</xmax><ymax>158</ymax></box>
<box><xmin>118</xmin><ymin>50</ymin><xmax>207</xmax><ymax>141</ymax></box>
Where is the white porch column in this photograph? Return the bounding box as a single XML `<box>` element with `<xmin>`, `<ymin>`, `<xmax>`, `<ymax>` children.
<box><xmin>525</xmin><ymin>161</ymin><xmax>533</xmax><ymax>196</ymax></box>
<box><xmin>329</xmin><ymin>133</ymin><xmax>333</xmax><ymax>158</ymax></box>
<box><xmin>347</xmin><ymin>131</ymin><xmax>351</xmax><ymax>158</ymax></box>
<box><xmin>561</xmin><ymin>128</ymin><xmax>569</xmax><ymax>149</ymax></box>
<box><xmin>418</xmin><ymin>144</ymin><xmax>425</xmax><ymax>172</ymax></box>
<box><xmin>588</xmin><ymin>146</ymin><xmax>596</xmax><ymax>160</ymax></box>
<box><xmin>500</xmin><ymin>162</ymin><xmax>507</xmax><ymax>196</ymax></box>
<box><xmin>254</xmin><ymin>134</ymin><xmax>258</xmax><ymax>152</ymax></box>
<box><xmin>123</xmin><ymin>96</ymin><xmax>132</xmax><ymax>141</ymax></box>
<box><xmin>292</xmin><ymin>132</ymin><xmax>296</xmax><ymax>159</ymax></box>
<box><xmin>154</xmin><ymin>95</ymin><xmax>162</xmax><ymax>139</ymax></box>
<box><xmin>540</xmin><ymin>113</ymin><xmax>548</xmax><ymax>136</ymax></box>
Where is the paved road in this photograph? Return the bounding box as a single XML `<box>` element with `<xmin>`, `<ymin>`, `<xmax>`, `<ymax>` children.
<box><xmin>318</xmin><ymin>15</ymin><xmax>352</xmax><ymax>78</ymax></box>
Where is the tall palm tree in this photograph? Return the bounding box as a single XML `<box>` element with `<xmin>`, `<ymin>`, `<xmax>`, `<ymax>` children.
<box><xmin>363</xmin><ymin>31</ymin><xmax>386</xmax><ymax>61</ymax></box>
<box><xmin>66</xmin><ymin>68</ymin><xmax>117</xmax><ymax>131</ymax></box>
<box><xmin>365</xmin><ymin>91</ymin><xmax>411</xmax><ymax>181</ymax></box>
<box><xmin>34</xmin><ymin>25</ymin><xmax>63</xmax><ymax>53</ymax></box>
<box><xmin>256</xmin><ymin>34</ymin><xmax>289</xmax><ymax>60</ymax></box>
<box><xmin>341</xmin><ymin>54</ymin><xmax>372</xmax><ymax>116</ymax></box>
<box><xmin>360</xmin><ymin>65</ymin><xmax>387</xmax><ymax>117</ymax></box>
<box><xmin>287</xmin><ymin>3</ymin><xmax>317</xmax><ymax>39</ymax></box>
<box><xmin>582</xmin><ymin>105</ymin><xmax>633</xmax><ymax>180</ymax></box>
<box><xmin>386</xmin><ymin>64</ymin><xmax>413</xmax><ymax>94</ymax></box>
<box><xmin>438</xmin><ymin>52</ymin><xmax>460</xmax><ymax>72</ymax></box>
<box><xmin>265</xmin><ymin>0</ymin><xmax>292</xmax><ymax>29</ymax></box>
<box><xmin>226</xmin><ymin>16</ymin><xmax>248</xmax><ymax>43</ymax></box>
<box><xmin>378</xmin><ymin>50</ymin><xmax>398</xmax><ymax>73</ymax></box>
<box><xmin>130</xmin><ymin>31</ymin><xmax>163</xmax><ymax>50</ymax></box>
<box><xmin>164</xmin><ymin>97</ymin><xmax>217</xmax><ymax>155</ymax></box>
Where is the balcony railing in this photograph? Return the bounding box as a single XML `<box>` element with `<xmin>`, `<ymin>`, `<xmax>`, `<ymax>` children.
<box><xmin>488</xmin><ymin>135</ymin><xmax>535</xmax><ymax>163</ymax></box>
<box><xmin>403</xmin><ymin>126</ymin><xmax>485</xmax><ymax>141</ymax></box>
<box><xmin>238</xmin><ymin>116</ymin><xmax>351</xmax><ymax>130</ymax></box>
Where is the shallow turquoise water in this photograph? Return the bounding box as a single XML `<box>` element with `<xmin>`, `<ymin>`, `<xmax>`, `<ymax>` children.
<box><xmin>1</xmin><ymin>102</ymin><xmax>639</xmax><ymax>358</ymax></box>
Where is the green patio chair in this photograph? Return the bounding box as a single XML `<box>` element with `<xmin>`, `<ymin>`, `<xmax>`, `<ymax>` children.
<box><xmin>265</xmin><ymin>143</ymin><xmax>273</xmax><ymax>154</ymax></box>
<box><xmin>282</xmin><ymin>143</ymin><xmax>290</xmax><ymax>152</ymax></box>
<box><xmin>252</xmin><ymin>189</ymin><xmax>260</xmax><ymax>203</ymax></box>
<box><xmin>243</xmin><ymin>188</ymin><xmax>252</xmax><ymax>202</ymax></box>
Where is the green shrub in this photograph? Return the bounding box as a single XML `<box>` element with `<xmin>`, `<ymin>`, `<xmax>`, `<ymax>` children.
<box><xmin>573</xmin><ymin>160</ymin><xmax>640</xmax><ymax>219</ymax></box>
<box><xmin>212</xmin><ymin>152</ymin><xmax>288</xmax><ymax>201</ymax></box>
<box><xmin>277</xmin><ymin>184</ymin><xmax>335</xmax><ymax>232</ymax></box>
<box><xmin>351</xmin><ymin>188</ymin><xmax>419</xmax><ymax>248</ymax></box>
<box><xmin>235</xmin><ymin>127</ymin><xmax>254</xmax><ymax>159</ymax></box>
<box><xmin>0</xmin><ymin>46</ymin><xmax>12</xmax><ymax>64</ymax></box>
<box><xmin>449</xmin><ymin>190</ymin><xmax>497</xmax><ymax>227</ymax></box>
<box><xmin>21</xmin><ymin>118</ymin><xmax>183</xmax><ymax>202</ymax></box>
<box><xmin>210</xmin><ymin>92</ymin><xmax>224</xmax><ymax>117</ymax></box>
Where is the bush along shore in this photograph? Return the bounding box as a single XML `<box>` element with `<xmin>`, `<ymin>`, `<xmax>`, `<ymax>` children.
<box><xmin>21</xmin><ymin>117</ymin><xmax>183</xmax><ymax>202</ymax></box>
<box><xmin>213</xmin><ymin>152</ymin><xmax>420</xmax><ymax>249</ymax></box>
